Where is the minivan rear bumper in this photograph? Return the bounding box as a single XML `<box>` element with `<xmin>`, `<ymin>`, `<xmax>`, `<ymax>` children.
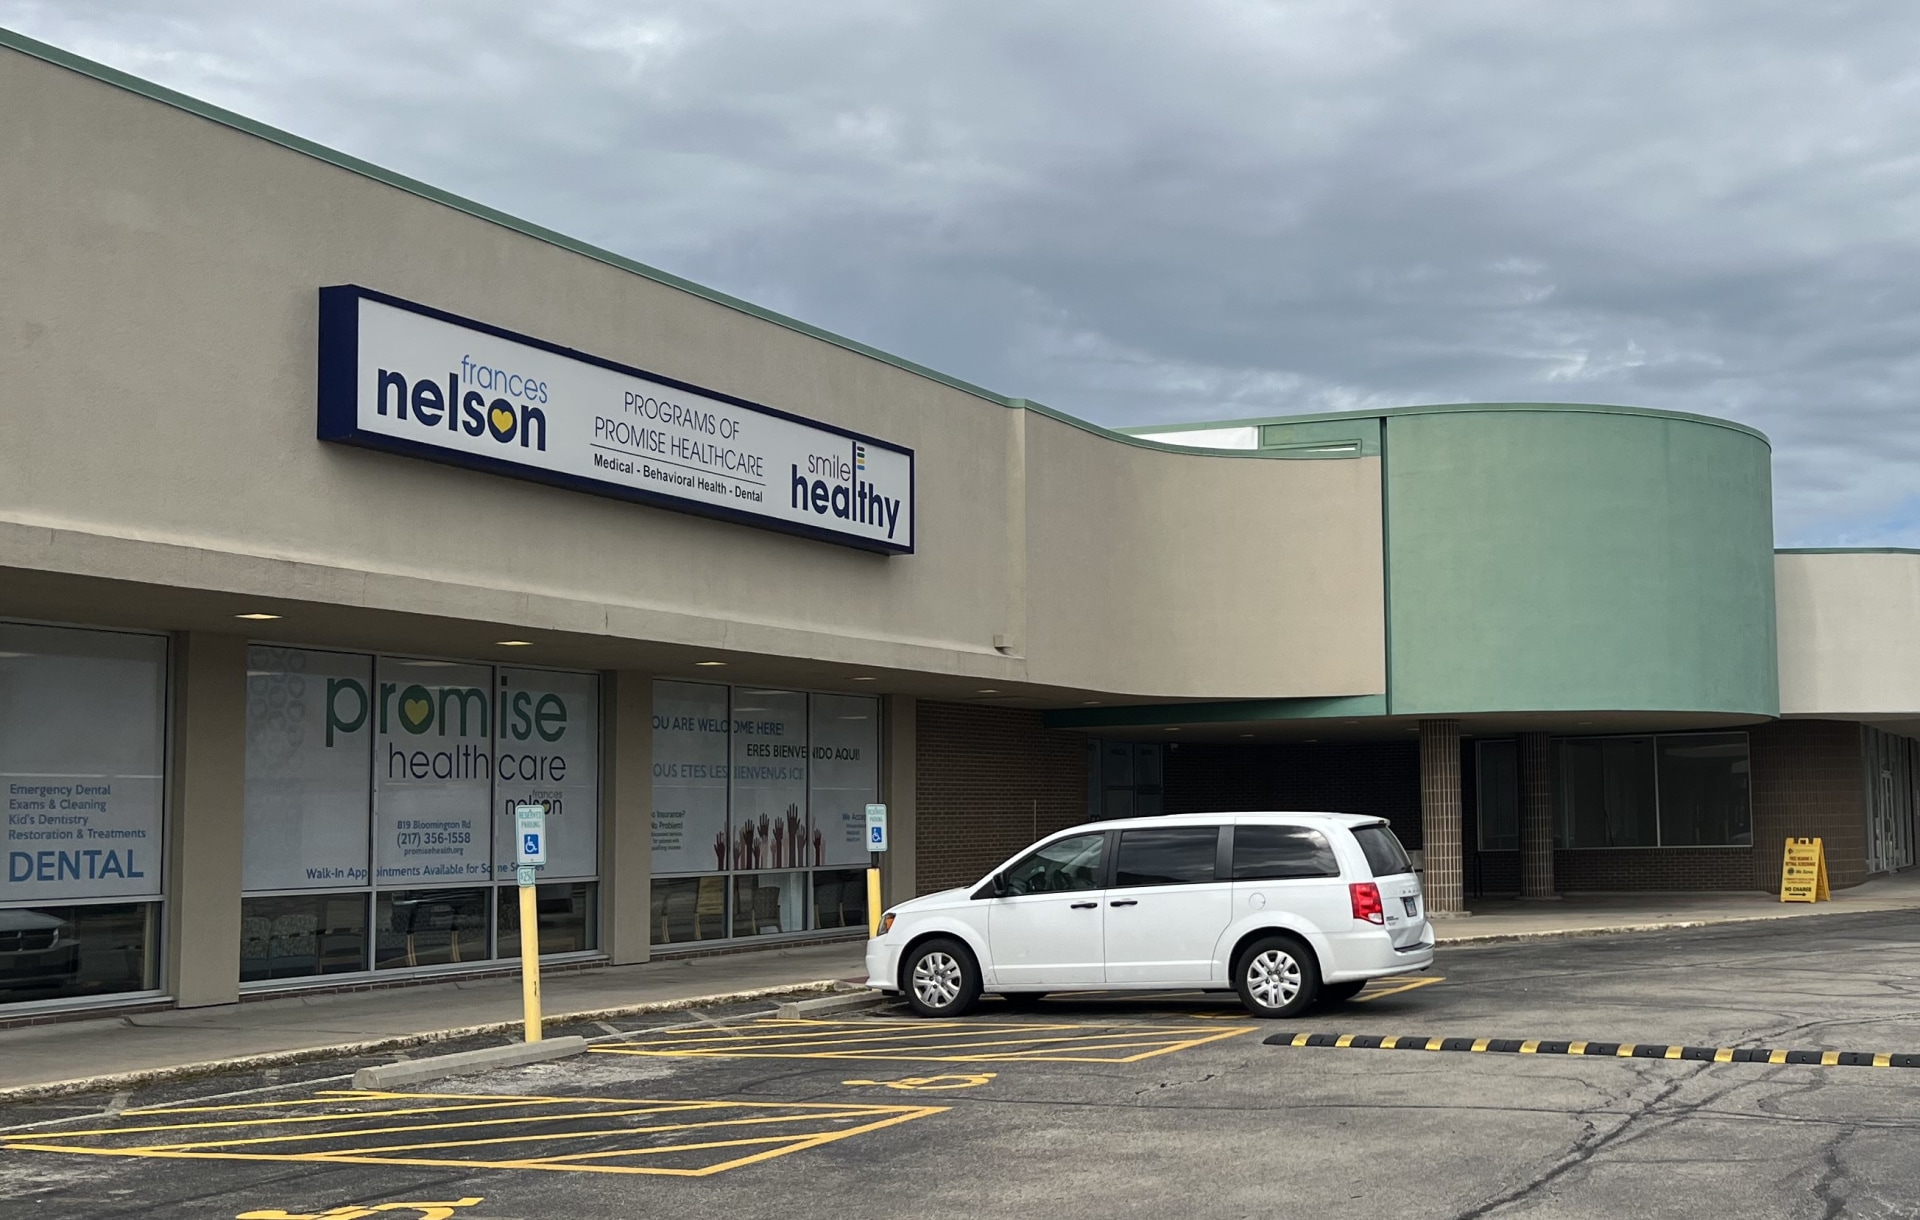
<box><xmin>1319</xmin><ymin>926</ymin><xmax>1435</xmax><ymax>982</ymax></box>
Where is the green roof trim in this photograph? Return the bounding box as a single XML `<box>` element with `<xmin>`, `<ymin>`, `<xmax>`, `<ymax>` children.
<box><xmin>0</xmin><ymin>24</ymin><xmax>1347</xmax><ymax>464</ymax></box>
<box><xmin>1130</xmin><ymin>402</ymin><xmax>1771</xmax><ymax>448</ymax></box>
<box><xmin>1044</xmin><ymin>694</ymin><xmax>1388</xmax><ymax>730</ymax></box>
<box><xmin>1776</xmin><ymin>548</ymin><xmax>1920</xmax><ymax>555</ymax></box>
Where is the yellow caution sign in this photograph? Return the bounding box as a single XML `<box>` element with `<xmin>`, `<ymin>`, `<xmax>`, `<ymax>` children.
<box><xmin>1780</xmin><ymin>837</ymin><xmax>1831</xmax><ymax>903</ymax></box>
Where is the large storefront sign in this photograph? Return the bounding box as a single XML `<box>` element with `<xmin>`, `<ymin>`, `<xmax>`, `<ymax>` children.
<box><xmin>241</xmin><ymin>649</ymin><xmax>601</xmax><ymax>892</ymax></box>
<box><xmin>318</xmin><ymin>287</ymin><xmax>916</xmax><ymax>554</ymax></box>
<box><xmin>2</xmin><ymin>625</ymin><xmax>166</xmax><ymax>902</ymax></box>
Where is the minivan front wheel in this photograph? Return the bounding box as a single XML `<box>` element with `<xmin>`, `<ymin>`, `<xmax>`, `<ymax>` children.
<box><xmin>1234</xmin><ymin>935</ymin><xmax>1319</xmax><ymax>1018</ymax></box>
<box><xmin>903</xmin><ymin>938</ymin><xmax>981</xmax><ymax>1018</ymax></box>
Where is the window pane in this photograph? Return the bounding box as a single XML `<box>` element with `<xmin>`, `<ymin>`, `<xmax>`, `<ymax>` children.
<box><xmin>651</xmin><ymin>875</ymin><xmax>728</xmax><ymax>945</ymax></box>
<box><xmin>1115</xmin><ymin>827</ymin><xmax>1218</xmax><ymax>887</ymax></box>
<box><xmin>241</xmin><ymin>894</ymin><xmax>367</xmax><ymax>982</ymax></box>
<box><xmin>1232</xmin><ymin>825</ymin><xmax>1339</xmax><ymax>880</ymax></box>
<box><xmin>1476</xmin><ymin>740</ymin><xmax>1519</xmax><ymax>852</ymax></box>
<box><xmin>1</xmin><ymin>624</ymin><xmax>166</xmax><ymax>904</ymax></box>
<box><xmin>811</xmin><ymin>695</ymin><xmax>880</xmax><ymax>867</ymax></box>
<box><xmin>493</xmin><ymin>669</ymin><xmax>599</xmax><ymax>883</ymax></box>
<box><xmin>1002</xmin><ymin>833</ymin><xmax>1106</xmax><ymax>895</ymax></box>
<box><xmin>497</xmin><ymin>881</ymin><xmax>598</xmax><ymax>957</ymax></box>
<box><xmin>651</xmin><ymin>682</ymin><xmax>731</xmax><ymax>874</ymax></box>
<box><xmin>732</xmin><ymin>871</ymin><xmax>806</xmax><ymax>936</ymax></box>
<box><xmin>1656</xmin><ymin>734</ymin><xmax>1752</xmax><ymax>846</ymax></box>
<box><xmin>729</xmin><ymin>691</ymin><xmax>808</xmax><ymax>869</ymax></box>
<box><xmin>0</xmin><ymin>902</ymin><xmax>158</xmax><ymax>1004</ymax></box>
<box><xmin>1353</xmin><ymin>825</ymin><xmax>1414</xmax><ymax>877</ymax></box>
<box><xmin>374</xmin><ymin>659</ymin><xmax>494</xmax><ymax>886</ymax></box>
<box><xmin>244</xmin><ymin>647</ymin><xmax>373</xmax><ymax>892</ymax></box>
<box><xmin>1559</xmin><ymin>738</ymin><xmax>1658</xmax><ymax>848</ymax></box>
<box><xmin>811</xmin><ymin>869</ymin><xmax>869</xmax><ymax>930</ymax></box>
<box><xmin>374</xmin><ymin>888</ymin><xmax>489</xmax><ymax>969</ymax></box>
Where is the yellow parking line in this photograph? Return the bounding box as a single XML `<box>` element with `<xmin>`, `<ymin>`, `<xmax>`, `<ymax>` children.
<box><xmin>1355</xmin><ymin>976</ymin><xmax>1443</xmax><ymax>1002</ymax></box>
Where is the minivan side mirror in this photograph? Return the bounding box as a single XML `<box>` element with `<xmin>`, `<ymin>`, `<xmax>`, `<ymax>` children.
<box><xmin>973</xmin><ymin>872</ymin><xmax>1008</xmax><ymax>900</ymax></box>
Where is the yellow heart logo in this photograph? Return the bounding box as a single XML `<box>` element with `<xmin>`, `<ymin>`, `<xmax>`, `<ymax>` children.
<box><xmin>490</xmin><ymin>407</ymin><xmax>516</xmax><ymax>436</ymax></box>
<box><xmin>403</xmin><ymin>697</ymin><xmax>431</xmax><ymax>727</ymax></box>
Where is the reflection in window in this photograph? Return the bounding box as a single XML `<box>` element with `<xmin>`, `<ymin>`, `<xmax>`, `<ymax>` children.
<box><xmin>497</xmin><ymin>882</ymin><xmax>599</xmax><ymax>957</ymax></box>
<box><xmin>0</xmin><ymin>902</ymin><xmax>158</xmax><ymax>1005</ymax></box>
<box><xmin>375</xmin><ymin>888</ymin><xmax>489</xmax><ymax>969</ymax></box>
<box><xmin>652</xmin><ymin>876</ymin><xmax>729</xmax><ymax>945</ymax></box>
<box><xmin>241</xmin><ymin>894</ymin><xmax>367</xmax><ymax>981</ymax></box>
<box><xmin>1114</xmin><ymin>827</ymin><xmax>1218</xmax><ymax>887</ymax></box>
<box><xmin>733</xmin><ymin>872</ymin><xmax>806</xmax><ymax>936</ymax></box>
<box><xmin>1232</xmin><ymin>825</ymin><xmax>1340</xmax><ymax>880</ymax></box>
<box><xmin>811</xmin><ymin>869</ymin><xmax>869</xmax><ymax>931</ymax></box>
<box><xmin>1559</xmin><ymin>737</ymin><xmax>1659</xmax><ymax>848</ymax></box>
<box><xmin>1002</xmin><ymin>833</ymin><xmax>1106</xmax><ymax>895</ymax></box>
<box><xmin>1476</xmin><ymin>740</ymin><xmax>1519</xmax><ymax>851</ymax></box>
<box><xmin>1657</xmin><ymin>734</ymin><xmax>1752</xmax><ymax>846</ymax></box>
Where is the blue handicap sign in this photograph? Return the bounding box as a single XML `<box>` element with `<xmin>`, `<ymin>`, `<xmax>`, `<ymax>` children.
<box><xmin>523</xmin><ymin>833</ymin><xmax>541</xmax><ymax>856</ymax></box>
<box><xmin>870</xmin><ymin>826</ymin><xmax>884</xmax><ymax>844</ymax></box>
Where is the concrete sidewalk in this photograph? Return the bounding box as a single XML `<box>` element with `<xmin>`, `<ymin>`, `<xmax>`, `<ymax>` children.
<box><xmin>1434</xmin><ymin>869</ymin><xmax>1920</xmax><ymax>942</ymax></box>
<box><xmin>5</xmin><ymin>875</ymin><xmax>1916</xmax><ymax>1099</ymax></box>
<box><xmin>0</xmin><ymin>939</ymin><xmax>868</xmax><ymax>1098</ymax></box>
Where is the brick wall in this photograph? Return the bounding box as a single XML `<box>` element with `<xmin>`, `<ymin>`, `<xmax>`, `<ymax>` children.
<box><xmin>914</xmin><ymin>702</ymin><xmax>1088</xmax><ymax>895</ymax></box>
<box><xmin>1750</xmin><ymin>720</ymin><xmax>1866</xmax><ymax>891</ymax></box>
<box><xmin>1161</xmin><ymin>741</ymin><xmax>1423</xmax><ymax>847</ymax></box>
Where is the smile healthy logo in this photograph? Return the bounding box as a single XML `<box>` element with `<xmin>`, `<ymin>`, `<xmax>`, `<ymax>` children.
<box><xmin>375</xmin><ymin>355</ymin><xmax>550</xmax><ymax>451</ymax></box>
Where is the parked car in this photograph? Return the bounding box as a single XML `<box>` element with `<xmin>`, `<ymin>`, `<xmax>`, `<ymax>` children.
<box><xmin>0</xmin><ymin>908</ymin><xmax>82</xmax><ymax>990</ymax></box>
<box><xmin>867</xmin><ymin>812</ymin><xmax>1433</xmax><ymax>1018</ymax></box>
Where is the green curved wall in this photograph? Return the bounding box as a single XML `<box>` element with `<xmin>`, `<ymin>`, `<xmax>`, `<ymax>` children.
<box><xmin>1379</xmin><ymin>406</ymin><xmax>1777</xmax><ymax>716</ymax></box>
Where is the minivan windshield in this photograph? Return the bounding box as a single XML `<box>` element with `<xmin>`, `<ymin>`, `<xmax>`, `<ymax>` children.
<box><xmin>1353</xmin><ymin>824</ymin><xmax>1413</xmax><ymax>877</ymax></box>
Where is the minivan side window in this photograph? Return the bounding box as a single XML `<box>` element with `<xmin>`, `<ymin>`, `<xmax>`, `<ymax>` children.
<box><xmin>1114</xmin><ymin>826</ymin><xmax>1219</xmax><ymax>887</ymax></box>
<box><xmin>1000</xmin><ymin>833</ymin><xmax>1107</xmax><ymax>895</ymax></box>
<box><xmin>1231</xmin><ymin>825</ymin><xmax>1340</xmax><ymax>880</ymax></box>
<box><xmin>1352</xmin><ymin>824</ymin><xmax>1414</xmax><ymax>877</ymax></box>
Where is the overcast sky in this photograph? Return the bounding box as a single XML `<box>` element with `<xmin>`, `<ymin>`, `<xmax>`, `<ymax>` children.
<box><xmin>8</xmin><ymin>1</ymin><xmax>1920</xmax><ymax>545</ymax></box>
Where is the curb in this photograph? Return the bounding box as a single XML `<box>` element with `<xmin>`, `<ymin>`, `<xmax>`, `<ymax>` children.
<box><xmin>0</xmin><ymin>979</ymin><xmax>841</xmax><ymax>1103</ymax></box>
<box><xmin>352</xmin><ymin>1036</ymin><xmax>587</xmax><ymax>1089</ymax></box>
<box><xmin>775</xmin><ymin>991</ymin><xmax>888</xmax><ymax>1019</ymax></box>
<box><xmin>1434</xmin><ymin>906</ymin><xmax>1902</xmax><ymax>947</ymax></box>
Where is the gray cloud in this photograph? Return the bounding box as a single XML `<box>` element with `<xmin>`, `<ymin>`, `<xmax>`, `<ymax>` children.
<box><xmin>8</xmin><ymin>0</ymin><xmax>1920</xmax><ymax>543</ymax></box>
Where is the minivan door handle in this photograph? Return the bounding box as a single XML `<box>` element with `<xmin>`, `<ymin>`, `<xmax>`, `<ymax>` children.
<box><xmin>1069</xmin><ymin>901</ymin><xmax>1098</xmax><ymax>910</ymax></box>
<box><xmin>1109</xmin><ymin>899</ymin><xmax>1138</xmax><ymax>907</ymax></box>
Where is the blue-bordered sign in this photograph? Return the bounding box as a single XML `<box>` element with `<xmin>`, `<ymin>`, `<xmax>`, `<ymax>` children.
<box><xmin>514</xmin><ymin>803</ymin><xmax>548</xmax><ymax>868</ymax></box>
<box><xmin>318</xmin><ymin>286</ymin><xmax>916</xmax><ymax>554</ymax></box>
<box><xmin>865</xmin><ymin>803</ymin><xmax>889</xmax><ymax>853</ymax></box>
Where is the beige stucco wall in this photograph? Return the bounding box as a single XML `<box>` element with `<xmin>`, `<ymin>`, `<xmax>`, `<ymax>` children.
<box><xmin>0</xmin><ymin>44</ymin><xmax>1384</xmax><ymax>702</ymax></box>
<box><xmin>1777</xmin><ymin>552</ymin><xmax>1920</xmax><ymax>721</ymax></box>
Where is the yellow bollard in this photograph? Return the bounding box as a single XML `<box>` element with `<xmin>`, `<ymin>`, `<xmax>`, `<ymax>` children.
<box><xmin>519</xmin><ymin>881</ymin><xmax>542</xmax><ymax>1042</ymax></box>
<box><xmin>867</xmin><ymin>866</ymin><xmax>883</xmax><ymax>938</ymax></box>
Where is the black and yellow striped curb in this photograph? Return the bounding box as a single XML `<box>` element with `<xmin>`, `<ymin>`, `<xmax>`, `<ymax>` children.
<box><xmin>1265</xmin><ymin>1031</ymin><xmax>1920</xmax><ymax>1068</ymax></box>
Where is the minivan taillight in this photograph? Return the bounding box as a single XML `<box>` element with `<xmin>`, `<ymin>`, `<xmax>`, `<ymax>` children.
<box><xmin>1350</xmin><ymin>882</ymin><xmax>1385</xmax><ymax>925</ymax></box>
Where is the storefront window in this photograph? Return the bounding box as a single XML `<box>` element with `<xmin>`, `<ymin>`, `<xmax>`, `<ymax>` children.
<box><xmin>241</xmin><ymin>646</ymin><xmax>600</xmax><ymax>983</ymax></box>
<box><xmin>497</xmin><ymin>881</ymin><xmax>599</xmax><ymax>957</ymax></box>
<box><xmin>240</xmin><ymin>894</ymin><xmax>367</xmax><ymax>982</ymax></box>
<box><xmin>651</xmin><ymin>682</ymin><xmax>880</xmax><ymax>946</ymax></box>
<box><xmin>1558</xmin><ymin>732</ymin><xmax>1750</xmax><ymax>848</ymax></box>
<box><xmin>1476</xmin><ymin>740</ymin><xmax>1519</xmax><ymax>851</ymax></box>
<box><xmin>2</xmin><ymin>623</ymin><xmax>167</xmax><ymax>1006</ymax></box>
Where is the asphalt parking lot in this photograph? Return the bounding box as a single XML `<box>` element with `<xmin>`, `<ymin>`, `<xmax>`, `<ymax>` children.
<box><xmin>4</xmin><ymin>910</ymin><xmax>1919</xmax><ymax>1220</ymax></box>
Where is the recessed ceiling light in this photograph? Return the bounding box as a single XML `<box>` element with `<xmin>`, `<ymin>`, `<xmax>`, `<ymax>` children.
<box><xmin>977</xmin><ymin>689</ymin><xmax>999</xmax><ymax>694</ymax></box>
<box><xmin>235</xmin><ymin>613</ymin><xmax>281</xmax><ymax>621</ymax></box>
<box><xmin>1577</xmin><ymin>720</ymin><xmax>1592</xmax><ymax>726</ymax></box>
<box><xmin>850</xmin><ymin>676</ymin><xmax>876</xmax><ymax>682</ymax></box>
<box><xmin>496</xmin><ymin>640</ymin><xmax>534</xmax><ymax>647</ymax></box>
<box><xmin>1081</xmin><ymin>700</ymin><xmax>1102</xmax><ymax>706</ymax></box>
<box><xmin>694</xmin><ymin>660</ymin><xmax>728</xmax><ymax>667</ymax></box>
<box><xmin>1240</xmin><ymin>733</ymin><xmax>1255</xmax><ymax>738</ymax></box>
<box><xmin>1165</xmin><ymin>727</ymin><xmax>1181</xmax><ymax>732</ymax></box>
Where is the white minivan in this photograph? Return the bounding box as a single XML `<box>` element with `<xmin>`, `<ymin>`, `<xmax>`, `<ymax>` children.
<box><xmin>866</xmin><ymin>812</ymin><xmax>1434</xmax><ymax>1018</ymax></box>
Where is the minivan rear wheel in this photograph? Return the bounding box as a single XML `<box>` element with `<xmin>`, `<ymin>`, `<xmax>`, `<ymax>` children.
<box><xmin>1233</xmin><ymin>934</ymin><xmax>1319</xmax><ymax>1018</ymax></box>
<box><xmin>902</xmin><ymin>938</ymin><xmax>981</xmax><ymax>1018</ymax></box>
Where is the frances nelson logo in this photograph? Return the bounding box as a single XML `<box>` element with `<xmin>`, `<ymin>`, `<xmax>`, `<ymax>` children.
<box><xmin>376</xmin><ymin>355</ymin><xmax>549</xmax><ymax>450</ymax></box>
<box><xmin>792</xmin><ymin>440</ymin><xmax>902</xmax><ymax>540</ymax></box>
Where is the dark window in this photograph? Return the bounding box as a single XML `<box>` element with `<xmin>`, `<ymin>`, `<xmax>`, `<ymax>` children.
<box><xmin>1352</xmin><ymin>825</ymin><xmax>1413</xmax><ymax>877</ymax></box>
<box><xmin>1476</xmin><ymin>740</ymin><xmax>1519</xmax><ymax>851</ymax></box>
<box><xmin>1001</xmin><ymin>833</ymin><xmax>1107</xmax><ymax>895</ymax></box>
<box><xmin>1656</xmin><ymin>734</ymin><xmax>1752</xmax><ymax>846</ymax></box>
<box><xmin>1231</xmin><ymin>825</ymin><xmax>1340</xmax><ymax>880</ymax></box>
<box><xmin>1114</xmin><ymin>826</ymin><xmax>1219</xmax><ymax>888</ymax></box>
